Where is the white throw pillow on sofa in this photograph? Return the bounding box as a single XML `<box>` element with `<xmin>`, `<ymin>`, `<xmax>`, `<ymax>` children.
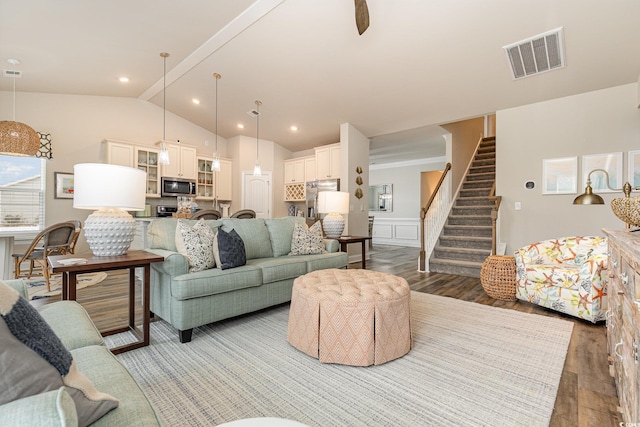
<box><xmin>175</xmin><ymin>219</ymin><xmax>216</xmax><ymax>272</ymax></box>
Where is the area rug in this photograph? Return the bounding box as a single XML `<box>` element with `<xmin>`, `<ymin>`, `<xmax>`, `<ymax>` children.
<box><xmin>26</xmin><ymin>272</ymin><xmax>108</xmax><ymax>299</ymax></box>
<box><xmin>106</xmin><ymin>292</ymin><xmax>573</xmax><ymax>427</ymax></box>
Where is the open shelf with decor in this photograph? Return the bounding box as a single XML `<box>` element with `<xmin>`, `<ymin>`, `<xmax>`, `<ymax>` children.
<box><xmin>135</xmin><ymin>148</ymin><xmax>160</xmax><ymax>197</ymax></box>
<box><xmin>197</xmin><ymin>158</ymin><xmax>215</xmax><ymax>200</ymax></box>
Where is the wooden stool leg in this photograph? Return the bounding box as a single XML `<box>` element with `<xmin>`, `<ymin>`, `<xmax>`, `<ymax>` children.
<box><xmin>14</xmin><ymin>257</ymin><xmax>20</xmax><ymax>279</ymax></box>
<box><xmin>43</xmin><ymin>265</ymin><xmax>51</xmax><ymax>292</ymax></box>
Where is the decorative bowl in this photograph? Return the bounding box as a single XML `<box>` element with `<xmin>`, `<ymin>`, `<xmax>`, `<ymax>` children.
<box><xmin>611</xmin><ymin>196</ymin><xmax>640</xmax><ymax>227</ymax></box>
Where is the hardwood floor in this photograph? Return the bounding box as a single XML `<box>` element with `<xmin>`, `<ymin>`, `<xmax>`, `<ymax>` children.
<box><xmin>363</xmin><ymin>245</ymin><xmax>621</xmax><ymax>427</ymax></box>
<box><xmin>30</xmin><ymin>245</ymin><xmax>621</xmax><ymax>426</ymax></box>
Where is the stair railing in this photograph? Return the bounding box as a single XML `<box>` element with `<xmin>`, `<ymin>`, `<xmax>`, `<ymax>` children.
<box><xmin>419</xmin><ymin>162</ymin><xmax>452</xmax><ymax>272</ymax></box>
<box><xmin>488</xmin><ymin>181</ymin><xmax>502</xmax><ymax>255</ymax></box>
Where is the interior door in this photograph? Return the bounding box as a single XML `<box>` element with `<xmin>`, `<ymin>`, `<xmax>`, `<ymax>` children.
<box><xmin>242</xmin><ymin>172</ymin><xmax>272</xmax><ymax>218</ymax></box>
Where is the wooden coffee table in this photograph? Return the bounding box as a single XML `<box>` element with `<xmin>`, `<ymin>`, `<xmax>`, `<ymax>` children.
<box><xmin>48</xmin><ymin>250</ymin><xmax>164</xmax><ymax>354</ymax></box>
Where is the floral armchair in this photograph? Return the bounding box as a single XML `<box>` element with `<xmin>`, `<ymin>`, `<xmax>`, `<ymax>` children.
<box><xmin>514</xmin><ymin>236</ymin><xmax>608</xmax><ymax>323</ymax></box>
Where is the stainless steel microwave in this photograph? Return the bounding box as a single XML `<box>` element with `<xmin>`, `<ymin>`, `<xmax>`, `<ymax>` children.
<box><xmin>161</xmin><ymin>177</ymin><xmax>196</xmax><ymax>197</ymax></box>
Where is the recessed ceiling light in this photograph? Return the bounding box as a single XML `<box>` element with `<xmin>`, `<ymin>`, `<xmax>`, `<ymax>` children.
<box><xmin>118</xmin><ymin>76</ymin><xmax>130</xmax><ymax>83</ymax></box>
<box><xmin>290</xmin><ymin>125</ymin><xmax>298</xmax><ymax>131</ymax></box>
<box><xmin>237</xmin><ymin>123</ymin><xmax>244</xmax><ymax>129</ymax></box>
<box><xmin>192</xmin><ymin>98</ymin><xmax>200</xmax><ymax>105</ymax></box>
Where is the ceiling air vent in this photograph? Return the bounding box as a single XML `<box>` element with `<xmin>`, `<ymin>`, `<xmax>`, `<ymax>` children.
<box><xmin>3</xmin><ymin>70</ymin><xmax>22</xmax><ymax>78</ymax></box>
<box><xmin>503</xmin><ymin>27</ymin><xmax>565</xmax><ymax>80</ymax></box>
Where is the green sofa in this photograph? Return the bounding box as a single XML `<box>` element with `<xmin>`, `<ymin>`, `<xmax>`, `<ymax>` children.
<box><xmin>146</xmin><ymin>216</ymin><xmax>348</xmax><ymax>343</ymax></box>
<box><xmin>0</xmin><ymin>279</ymin><xmax>163</xmax><ymax>427</ymax></box>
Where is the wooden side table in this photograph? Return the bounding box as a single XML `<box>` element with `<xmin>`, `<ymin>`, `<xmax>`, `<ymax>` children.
<box><xmin>48</xmin><ymin>250</ymin><xmax>164</xmax><ymax>354</ymax></box>
<box><xmin>336</xmin><ymin>236</ymin><xmax>372</xmax><ymax>269</ymax></box>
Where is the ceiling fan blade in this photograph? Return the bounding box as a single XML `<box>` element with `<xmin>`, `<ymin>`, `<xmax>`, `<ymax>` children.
<box><xmin>354</xmin><ymin>0</ymin><xmax>370</xmax><ymax>35</ymax></box>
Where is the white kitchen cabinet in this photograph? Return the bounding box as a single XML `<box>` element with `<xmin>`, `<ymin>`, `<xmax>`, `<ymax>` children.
<box><xmin>217</xmin><ymin>158</ymin><xmax>233</xmax><ymax>201</ymax></box>
<box><xmin>195</xmin><ymin>156</ymin><xmax>232</xmax><ymax>201</ymax></box>
<box><xmin>104</xmin><ymin>140</ymin><xmax>159</xmax><ymax>198</ymax></box>
<box><xmin>105</xmin><ymin>140</ymin><xmax>134</xmax><ymax>167</ymax></box>
<box><xmin>315</xmin><ymin>143</ymin><xmax>341</xmax><ymax>179</ymax></box>
<box><xmin>159</xmin><ymin>143</ymin><xmax>197</xmax><ymax>180</ymax></box>
<box><xmin>284</xmin><ymin>158</ymin><xmax>305</xmax><ymax>184</ymax></box>
<box><xmin>135</xmin><ymin>148</ymin><xmax>160</xmax><ymax>197</ymax></box>
<box><xmin>304</xmin><ymin>156</ymin><xmax>316</xmax><ymax>182</ymax></box>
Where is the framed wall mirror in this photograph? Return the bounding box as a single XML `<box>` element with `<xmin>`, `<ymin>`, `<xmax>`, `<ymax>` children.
<box><xmin>368</xmin><ymin>184</ymin><xmax>393</xmax><ymax>212</ymax></box>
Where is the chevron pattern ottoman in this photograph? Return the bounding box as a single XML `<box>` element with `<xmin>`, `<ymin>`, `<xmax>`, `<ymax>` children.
<box><xmin>287</xmin><ymin>268</ymin><xmax>411</xmax><ymax>366</ymax></box>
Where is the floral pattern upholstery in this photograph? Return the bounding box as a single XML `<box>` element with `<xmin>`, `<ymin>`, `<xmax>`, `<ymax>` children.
<box><xmin>514</xmin><ymin>236</ymin><xmax>608</xmax><ymax>323</ymax></box>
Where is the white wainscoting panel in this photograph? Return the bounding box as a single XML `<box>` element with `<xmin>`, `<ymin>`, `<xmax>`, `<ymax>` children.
<box><xmin>371</xmin><ymin>218</ymin><xmax>420</xmax><ymax>247</ymax></box>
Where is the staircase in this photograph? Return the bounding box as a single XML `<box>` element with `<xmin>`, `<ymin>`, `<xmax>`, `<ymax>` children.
<box><xmin>429</xmin><ymin>137</ymin><xmax>495</xmax><ymax>278</ymax></box>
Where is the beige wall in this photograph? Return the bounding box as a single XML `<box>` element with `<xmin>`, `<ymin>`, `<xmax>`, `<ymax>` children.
<box><xmin>421</xmin><ymin>170</ymin><xmax>446</xmax><ymax>208</ymax></box>
<box><xmin>0</xmin><ymin>91</ymin><xmax>224</xmax><ymax>252</ymax></box>
<box><xmin>227</xmin><ymin>135</ymin><xmax>280</xmax><ymax>215</ymax></box>
<box><xmin>341</xmin><ymin>123</ymin><xmax>370</xmax><ymax>238</ymax></box>
<box><xmin>440</xmin><ymin>117</ymin><xmax>485</xmax><ymax>193</ymax></box>
<box><xmin>497</xmin><ymin>83</ymin><xmax>640</xmax><ymax>254</ymax></box>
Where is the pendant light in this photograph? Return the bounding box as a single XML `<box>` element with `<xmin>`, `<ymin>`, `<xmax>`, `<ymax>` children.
<box><xmin>212</xmin><ymin>73</ymin><xmax>221</xmax><ymax>172</ymax></box>
<box><xmin>158</xmin><ymin>52</ymin><xmax>170</xmax><ymax>166</ymax></box>
<box><xmin>0</xmin><ymin>59</ymin><xmax>40</xmax><ymax>157</ymax></box>
<box><xmin>253</xmin><ymin>100</ymin><xmax>262</xmax><ymax>176</ymax></box>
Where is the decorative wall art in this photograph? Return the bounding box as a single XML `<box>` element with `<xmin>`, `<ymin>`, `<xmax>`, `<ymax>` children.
<box><xmin>628</xmin><ymin>150</ymin><xmax>640</xmax><ymax>188</ymax></box>
<box><xmin>542</xmin><ymin>157</ymin><xmax>578</xmax><ymax>195</ymax></box>
<box><xmin>355</xmin><ymin>166</ymin><xmax>363</xmax><ymax>199</ymax></box>
<box><xmin>54</xmin><ymin>172</ymin><xmax>74</xmax><ymax>199</ymax></box>
<box><xmin>581</xmin><ymin>152</ymin><xmax>623</xmax><ymax>193</ymax></box>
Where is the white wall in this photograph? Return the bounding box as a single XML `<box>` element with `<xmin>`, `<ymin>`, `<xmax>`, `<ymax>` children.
<box><xmin>0</xmin><ymin>91</ymin><xmax>225</xmax><ymax>252</ymax></box>
<box><xmin>369</xmin><ymin>160</ymin><xmax>447</xmax><ymax>218</ymax></box>
<box><xmin>369</xmin><ymin>159</ymin><xmax>447</xmax><ymax>247</ymax></box>
<box><xmin>497</xmin><ymin>83</ymin><xmax>640</xmax><ymax>254</ymax></box>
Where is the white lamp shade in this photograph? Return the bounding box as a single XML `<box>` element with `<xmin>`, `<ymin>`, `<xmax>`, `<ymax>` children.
<box><xmin>318</xmin><ymin>191</ymin><xmax>350</xmax><ymax>214</ymax></box>
<box><xmin>73</xmin><ymin>163</ymin><xmax>146</xmax><ymax>211</ymax></box>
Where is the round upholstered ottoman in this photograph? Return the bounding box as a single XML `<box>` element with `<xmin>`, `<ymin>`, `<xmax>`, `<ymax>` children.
<box><xmin>287</xmin><ymin>269</ymin><xmax>411</xmax><ymax>366</ymax></box>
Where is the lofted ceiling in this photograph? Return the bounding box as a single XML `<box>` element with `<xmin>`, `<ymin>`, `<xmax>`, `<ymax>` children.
<box><xmin>1</xmin><ymin>0</ymin><xmax>639</xmax><ymax>163</ymax></box>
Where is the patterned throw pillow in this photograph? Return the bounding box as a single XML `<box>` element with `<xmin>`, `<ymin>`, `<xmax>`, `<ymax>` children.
<box><xmin>289</xmin><ymin>221</ymin><xmax>327</xmax><ymax>255</ymax></box>
<box><xmin>0</xmin><ymin>281</ymin><xmax>119</xmax><ymax>426</ymax></box>
<box><xmin>175</xmin><ymin>219</ymin><xmax>216</xmax><ymax>272</ymax></box>
<box><xmin>213</xmin><ymin>228</ymin><xmax>247</xmax><ymax>270</ymax></box>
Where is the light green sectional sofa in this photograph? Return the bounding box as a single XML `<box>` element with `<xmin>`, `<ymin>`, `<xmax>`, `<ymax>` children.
<box><xmin>0</xmin><ymin>279</ymin><xmax>163</xmax><ymax>427</ymax></box>
<box><xmin>146</xmin><ymin>216</ymin><xmax>348</xmax><ymax>343</ymax></box>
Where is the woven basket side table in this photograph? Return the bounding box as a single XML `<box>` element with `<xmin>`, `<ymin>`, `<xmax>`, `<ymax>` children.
<box><xmin>480</xmin><ymin>255</ymin><xmax>517</xmax><ymax>301</ymax></box>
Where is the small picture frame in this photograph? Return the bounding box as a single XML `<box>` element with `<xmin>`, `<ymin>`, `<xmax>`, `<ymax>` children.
<box><xmin>542</xmin><ymin>157</ymin><xmax>577</xmax><ymax>195</ymax></box>
<box><xmin>54</xmin><ymin>172</ymin><xmax>74</xmax><ymax>199</ymax></box>
<box><xmin>582</xmin><ymin>152</ymin><xmax>623</xmax><ymax>193</ymax></box>
<box><xmin>628</xmin><ymin>150</ymin><xmax>640</xmax><ymax>188</ymax></box>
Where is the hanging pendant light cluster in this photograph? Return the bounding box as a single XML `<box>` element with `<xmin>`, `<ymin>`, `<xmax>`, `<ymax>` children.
<box><xmin>157</xmin><ymin>52</ymin><xmax>170</xmax><ymax>166</ymax></box>
<box><xmin>0</xmin><ymin>59</ymin><xmax>40</xmax><ymax>157</ymax></box>
<box><xmin>212</xmin><ymin>73</ymin><xmax>221</xmax><ymax>172</ymax></box>
<box><xmin>253</xmin><ymin>100</ymin><xmax>262</xmax><ymax>176</ymax></box>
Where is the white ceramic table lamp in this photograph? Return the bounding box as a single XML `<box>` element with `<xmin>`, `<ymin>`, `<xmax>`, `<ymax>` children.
<box><xmin>318</xmin><ymin>191</ymin><xmax>350</xmax><ymax>238</ymax></box>
<box><xmin>73</xmin><ymin>163</ymin><xmax>146</xmax><ymax>256</ymax></box>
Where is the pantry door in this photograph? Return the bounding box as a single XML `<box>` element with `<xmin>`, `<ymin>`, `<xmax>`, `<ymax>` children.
<box><xmin>241</xmin><ymin>171</ymin><xmax>272</xmax><ymax>218</ymax></box>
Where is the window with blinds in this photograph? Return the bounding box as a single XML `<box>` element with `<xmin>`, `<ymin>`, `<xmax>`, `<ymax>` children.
<box><xmin>0</xmin><ymin>155</ymin><xmax>45</xmax><ymax>232</ymax></box>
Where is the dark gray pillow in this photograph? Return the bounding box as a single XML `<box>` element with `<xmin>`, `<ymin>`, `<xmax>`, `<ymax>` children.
<box><xmin>213</xmin><ymin>228</ymin><xmax>246</xmax><ymax>270</ymax></box>
<box><xmin>0</xmin><ymin>280</ymin><xmax>119</xmax><ymax>426</ymax></box>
